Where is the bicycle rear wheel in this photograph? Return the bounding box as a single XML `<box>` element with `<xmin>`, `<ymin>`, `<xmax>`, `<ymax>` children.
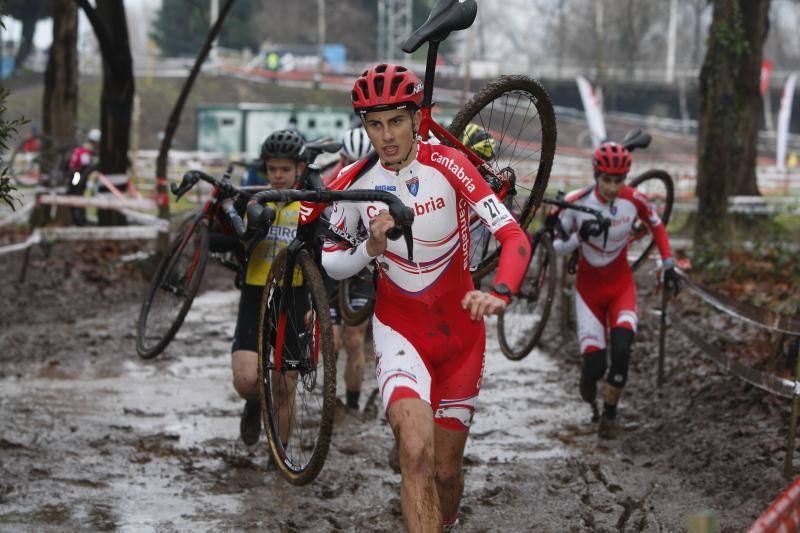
<box><xmin>136</xmin><ymin>216</ymin><xmax>209</xmax><ymax>359</ymax></box>
<box><xmin>338</xmin><ymin>267</ymin><xmax>375</xmax><ymax>326</ymax></box>
<box><xmin>449</xmin><ymin>75</ymin><xmax>557</xmax><ymax>284</ymax></box>
<box><xmin>627</xmin><ymin>170</ymin><xmax>674</xmax><ymax>271</ymax></box>
<box><xmin>498</xmin><ymin>231</ymin><xmax>557</xmax><ymax>360</ymax></box>
<box><xmin>258</xmin><ymin>249</ymin><xmax>336</xmax><ymax>485</ymax></box>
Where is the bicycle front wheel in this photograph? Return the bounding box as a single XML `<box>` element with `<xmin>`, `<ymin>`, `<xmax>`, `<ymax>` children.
<box><xmin>449</xmin><ymin>76</ymin><xmax>557</xmax><ymax>284</ymax></box>
<box><xmin>627</xmin><ymin>170</ymin><xmax>674</xmax><ymax>272</ymax></box>
<box><xmin>498</xmin><ymin>231</ymin><xmax>557</xmax><ymax>360</ymax></box>
<box><xmin>136</xmin><ymin>216</ymin><xmax>209</xmax><ymax>359</ymax></box>
<box><xmin>258</xmin><ymin>249</ymin><xmax>336</xmax><ymax>485</ymax></box>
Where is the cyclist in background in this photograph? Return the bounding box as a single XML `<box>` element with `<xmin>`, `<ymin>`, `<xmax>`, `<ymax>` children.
<box><xmin>67</xmin><ymin>128</ymin><xmax>100</xmax><ymax>226</ymax></box>
<box><xmin>461</xmin><ymin>123</ymin><xmax>496</xmax><ymax>162</ymax></box>
<box><xmin>322</xmin><ymin>127</ymin><xmax>374</xmax><ymax>411</ymax></box>
<box><xmin>231</xmin><ymin>129</ymin><xmax>307</xmax><ymax>445</ymax></box>
<box><xmin>326</xmin><ymin>126</ymin><xmax>373</xmax><ymax>180</ymax></box>
<box><xmin>322</xmin><ymin>63</ymin><xmax>531</xmax><ymax>531</ymax></box>
<box><xmin>551</xmin><ymin>142</ymin><xmax>680</xmax><ymax>439</ymax></box>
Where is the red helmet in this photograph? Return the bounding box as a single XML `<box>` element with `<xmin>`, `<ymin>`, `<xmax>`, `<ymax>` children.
<box><xmin>351</xmin><ymin>64</ymin><xmax>423</xmax><ymax>115</ymax></box>
<box><xmin>592</xmin><ymin>142</ymin><xmax>632</xmax><ymax>175</ymax></box>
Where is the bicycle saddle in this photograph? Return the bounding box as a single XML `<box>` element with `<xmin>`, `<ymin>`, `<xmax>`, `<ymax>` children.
<box><xmin>402</xmin><ymin>0</ymin><xmax>478</xmax><ymax>53</ymax></box>
<box><xmin>621</xmin><ymin>129</ymin><xmax>652</xmax><ymax>152</ymax></box>
<box><xmin>306</xmin><ymin>139</ymin><xmax>341</xmax><ymax>154</ymax></box>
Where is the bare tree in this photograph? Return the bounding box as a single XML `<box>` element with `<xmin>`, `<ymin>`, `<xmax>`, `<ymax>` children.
<box><xmin>42</xmin><ymin>0</ymin><xmax>78</xmax><ymax>146</ymax></box>
<box><xmin>76</xmin><ymin>0</ymin><xmax>134</xmax><ymax>177</ymax></box>
<box><xmin>6</xmin><ymin>1</ymin><xmax>52</xmax><ymax>72</ymax></box>
<box><xmin>154</xmin><ymin>0</ymin><xmax>235</xmax><ymax>252</ymax></box>
<box><xmin>695</xmin><ymin>0</ymin><xmax>770</xmax><ymax>245</ymax></box>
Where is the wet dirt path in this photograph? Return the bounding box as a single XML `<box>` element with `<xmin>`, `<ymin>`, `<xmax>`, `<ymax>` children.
<box><xmin>0</xmin><ymin>273</ymin><xmax>788</xmax><ymax>532</ymax></box>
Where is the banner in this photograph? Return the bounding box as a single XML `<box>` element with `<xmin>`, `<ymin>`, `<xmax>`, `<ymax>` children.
<box><xmin>575</xmin><ymin>76</ymin><xmax>607</xmax><ymax>148</ymax></box>
<box><xmin>776</xmin><ymin>73</ymin><xmax>797</xmax><ymax>170</ymax></box>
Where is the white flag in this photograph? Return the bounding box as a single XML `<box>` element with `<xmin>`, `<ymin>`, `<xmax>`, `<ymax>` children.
<box><xmin>776</xmin><ymin>73</ymin><xmax>796</xmax><ymax>170</ymax></box>
<box><xmin>576</xmin><ymin>76</ymin><xmax>607</xmax><ymax>148</ymax></box>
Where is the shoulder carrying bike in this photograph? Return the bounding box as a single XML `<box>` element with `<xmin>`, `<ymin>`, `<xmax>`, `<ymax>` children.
<box><xmin>497</xmin><ymin>129</ymin><xmax>675</xmax><ymax>360</ymax></box>
<box><xmin>329</xmin><ymin>0</ymin><xmax>558</xmax><ymax>325</ymax></box>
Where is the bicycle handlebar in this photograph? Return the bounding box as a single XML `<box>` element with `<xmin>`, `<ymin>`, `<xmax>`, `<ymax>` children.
<box><xmin>541</xmin><ymin>195</ymin><xmax>611</xmax><ymax>245</ymax></box>
<box><xmin>173</xmin><ymin>170</ymin><xmax>251</xmax><ymax>238</ymax></box>
<box><xmin>250</xmin><ymin>188</ymin><xmax>416</xmax><ymax>261</ymax></box>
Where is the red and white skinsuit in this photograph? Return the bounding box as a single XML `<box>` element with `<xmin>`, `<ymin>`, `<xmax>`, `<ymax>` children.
<box><xmin>553</xmin><ymin>185</ymin><xmax>672</xmax><ymax>386</ymax></box>
<box><xmin>320</xmin><ymin>141</ymin><xmax>531</xmax><ymax>430</ymax></box>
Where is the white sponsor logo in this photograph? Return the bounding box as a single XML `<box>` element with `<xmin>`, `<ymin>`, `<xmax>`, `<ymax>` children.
<box><xmin>431</xmin><ymin>151</ymin><xmax>476</xmax><ymax>193</ymax></box>
<box><xmin>327</xmin><ymin>221</ymin><xmax>362</xmax><ymax>247</ymax></box>
<box><xmin>267</xmin><ymin>225</ymin><xmax>296</xmax><ymax>244</ymax></box>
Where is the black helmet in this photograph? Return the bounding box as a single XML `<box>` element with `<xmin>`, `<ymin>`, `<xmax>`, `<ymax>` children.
<box><xmin>260</xmin><ymin>129</ymin><xmax>306</xmax><ymax>161</ymax></box>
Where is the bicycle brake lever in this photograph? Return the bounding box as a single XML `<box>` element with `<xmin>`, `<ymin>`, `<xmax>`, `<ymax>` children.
<box><xmin>403</xmin><ymin>228</ymin><xmax>414</xmax><ymax>262</ymax></box>
<box><xmin>601</xmin><ymin>218</ymin><xmax>610</xmax><ymax>249</ymax></box>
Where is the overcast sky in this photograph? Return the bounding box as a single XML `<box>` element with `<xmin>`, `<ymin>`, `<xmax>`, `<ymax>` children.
<box><xmin>1</xmin><ymin>0</ymin><xmax>161</xmax><ymax>56</ymax></box>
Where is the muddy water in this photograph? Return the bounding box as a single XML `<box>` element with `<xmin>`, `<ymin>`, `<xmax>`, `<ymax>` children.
<box><xmin>0</xmin><ymin>249</ymin><xmax>790</xmax><ymax>532</ymax></box>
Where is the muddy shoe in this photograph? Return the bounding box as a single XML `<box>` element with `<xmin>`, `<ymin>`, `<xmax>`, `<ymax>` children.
<box><xmin>598</xmin><ymin>414</ymin><xmax>619</xmax><ymax>440</ymax></box>
<box><xmin>388</xmin><ymin>442</ymin><xmax>401</xmax><ymax>474</ymax></box>
<box><xmin>579</xmin><ymin>374</ymin><xmax>597</xmax><ymax>404</ymax></box>
<box><xmin>240</xmin><ymin>399</ymin><xmax>262</xmax><ymax>446</ymax></box>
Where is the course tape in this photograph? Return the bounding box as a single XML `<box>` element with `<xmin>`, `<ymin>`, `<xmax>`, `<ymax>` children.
<box><xmin>37</xmin><ymin>194</ymin><xmax>156</xmax><ymax>210</ymax></box>
<box><xmin>0</xmin><ymin>226</ymin><xmax>159</xmax><ymax>256</ymax></box>
<box><xmin>749</xmin><ymin>476</ymin><xmax>800</xmax><ymax>532</ymax></box>
<box><xmin>670</xmin><ymin>311</ymin><xmax>796</xmax><ymax>400</ymax></box>
<box><xmin>0</xmin><ymin>230</ymin><xmax>42</xmax><ymax>255</ymax></box>
<box><xmin>679</xmin><ymin>271</ymin><xmax>800</xmax><ymax>336</ymax></box>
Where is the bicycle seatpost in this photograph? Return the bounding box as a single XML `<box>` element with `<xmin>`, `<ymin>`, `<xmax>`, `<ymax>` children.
<box><xmin>302</xmin><ymin>164</ymin><xmax>326</xmax><ymax>191</ymax></box>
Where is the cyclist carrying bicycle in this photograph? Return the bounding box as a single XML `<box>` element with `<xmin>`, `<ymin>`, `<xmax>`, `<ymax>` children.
<box><xmin>67</xmin><ymin>128</ymin><xmax>100</xmax><ymax>226</ymax></box>
<box><xmin>550</xmin><ymin>142</ymin><xmax>680</xmax><ymax>439</ymax></box>
<box><xmin>231</xmin><ymin>129</ymin><xmax>307</xmax><ymax>445</ymax></box>
<box><xmin>321</xmin><ymin>63</ymin><xmax>531</xmax><ymax>531</ymax></box>
<box><xmin>322</xmin><ymin>126</ymin><xmax>374</xmax><ymax>411</ymax></box>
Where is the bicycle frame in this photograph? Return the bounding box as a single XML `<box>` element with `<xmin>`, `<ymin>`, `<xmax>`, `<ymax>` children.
<box><xmin>414</xmin><ymin>41</ymin><xmax>513</xmax><ymax>201</ymax></box>
<box><xmin>170</xmin><ymin>178</ymin><xmax>247</xmax><ymax>290</ymax></box>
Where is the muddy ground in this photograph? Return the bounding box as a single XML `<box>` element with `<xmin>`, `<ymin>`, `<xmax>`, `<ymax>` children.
<box><xmin>0</xmin><ymin>239</ymin><xmax>793</xmax><ymax>532</ymax></box>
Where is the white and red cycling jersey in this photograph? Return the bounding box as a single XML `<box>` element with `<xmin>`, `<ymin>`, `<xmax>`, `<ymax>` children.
<box><xmin>321</xmin><ymin>141</ymin><xmax>531</xmax><ymax>430</ymax></box>
<box><xmin>69</xmin><ymin>146</ymin><xmax>94</xmax><ymax>172</ymax></box>
<box><xmin>553</xmin><ymin>185</ymin><xmax>672</xmax><ymax>353</ymax></box>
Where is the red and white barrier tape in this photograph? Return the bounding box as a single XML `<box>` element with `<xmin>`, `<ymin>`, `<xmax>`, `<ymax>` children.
<box><xmin>37</xmin><ymin>194</ymin><xmax>156</xmax><ymax>211</ymax></box>
<box><xmin>749</xmin><ymin>477</ymin><xmax>800</xmax><ymax>532</ymax></box>
<box><xmin>0</xmin><ymin>226</ymin><xmax>160</xmax><ymax>256</ymax></box>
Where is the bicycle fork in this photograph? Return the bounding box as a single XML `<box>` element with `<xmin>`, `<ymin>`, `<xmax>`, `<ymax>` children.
<box><xmin>274</xmin><ymin>241</ymin><xmax>319</xmax><ymax>374</ymax></box>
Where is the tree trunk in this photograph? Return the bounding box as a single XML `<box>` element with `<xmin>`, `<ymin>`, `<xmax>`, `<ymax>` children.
<box><xmin>78</xmin><ymin>0</ymin><xmax>134</xmax><ymax>226</ymax></box>
<box><xmin>13</xmin><ymin>15</ymin><xmax>37</xmax><ymax>71</ymax></box>
<box><xmin>694</xmin><ymin>0</ymin><xmax>770</xmax><ymax>245</ymax></box>
<box><xmin>34</xmin><ymin>0</ymin><xmax>78</xmax><ymax>227</ymax></box>
<box><xmin>153</xmin><ymin>0</ymin><xmax>235</xmax><ymax>252</ymax></box>
<box><xmin>42</xmin><ymin>0</ymin><xmax>78</xmax><ymax>146</ymax></box>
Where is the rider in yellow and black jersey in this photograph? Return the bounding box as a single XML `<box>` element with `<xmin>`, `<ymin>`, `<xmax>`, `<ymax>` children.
<box><xmin>230</xmin><ymin>129</ymin><xmax>307</xmax><ymax>445</ymax></box>
<box><xmin>244</xmin><ymin>200</ymin><xmax>303</xmax><ymax>287</ymax></box>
